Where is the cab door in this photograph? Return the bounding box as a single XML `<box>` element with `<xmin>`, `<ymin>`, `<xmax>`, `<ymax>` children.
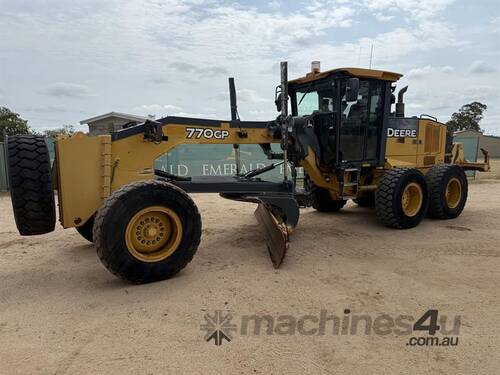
<box><xmin>338</xmin><ymin>79</ymin><xmax>386</xmax><ymax>164</ymax></box>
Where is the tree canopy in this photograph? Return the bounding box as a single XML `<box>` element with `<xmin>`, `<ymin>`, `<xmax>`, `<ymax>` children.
<box><xmin>0</xmin><ymin>107</ymin><xmax>31</xmax><ymax>142</ymax></box>
<box><xmin>43</xmin><ymin>125</ymin><xmax>76</xmax><ymax>138</ymax></box>
<box><xmin>446</xmin><ymin>102</ymin><xmax>487</xmax><ymax>133</ymax></box>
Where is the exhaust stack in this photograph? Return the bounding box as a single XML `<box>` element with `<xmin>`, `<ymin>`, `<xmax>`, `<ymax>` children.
<box><xmin>396</xmin><ymin>86</ymin><xmax>408</xmax><ymax>117</ymax></box>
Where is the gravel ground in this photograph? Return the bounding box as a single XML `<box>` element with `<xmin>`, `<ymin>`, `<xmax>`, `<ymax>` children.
<box><xmin>0</xmin><ymin>180</ymin><xmax>499</xmax><ymax>374</ymax></box>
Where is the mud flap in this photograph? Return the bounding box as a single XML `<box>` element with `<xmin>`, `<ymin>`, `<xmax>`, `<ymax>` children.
<box><xmin>253</xmin><ymin>196</ymin><xmax>299</xmax><ymax>268</ymax></box>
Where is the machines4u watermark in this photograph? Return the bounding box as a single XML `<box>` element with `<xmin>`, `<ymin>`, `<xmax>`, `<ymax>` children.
<box><xmin>201</xmin><ymin>309</ymin><xmax>460</xmax><ymax>347</ymax></box>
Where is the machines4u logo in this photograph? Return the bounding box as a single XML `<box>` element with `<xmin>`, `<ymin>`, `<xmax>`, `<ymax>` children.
<box><xmin>200</xmin><ymin>310</ymin><xmax>237</xmax><ymax>346</ymax></box>
<box><xmin>200</xmin><ymin>309</ymin><xmax>460</xmax><ymax>347</ymax></box>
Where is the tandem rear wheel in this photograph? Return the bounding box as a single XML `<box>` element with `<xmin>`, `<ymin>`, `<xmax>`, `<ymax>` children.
<box><xmin>425</xmin><ymin>164</ymin><xmax>468</xmax><ymax>219</ymax></box>
<box><xmin>375</xmin><ymin>168</ymin><xmax>429</xmax><ymax>229</ymax></box>
<box><xmin>93</xmin><ymin>180</ymin><xmax>202</xmax><ymax>283</ymax></box>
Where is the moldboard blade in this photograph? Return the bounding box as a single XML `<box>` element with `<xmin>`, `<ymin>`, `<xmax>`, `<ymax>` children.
<box><xmin>254</xmin><ymin>203</ymin><xmax>289</xmax><ymax>268</ymax></box>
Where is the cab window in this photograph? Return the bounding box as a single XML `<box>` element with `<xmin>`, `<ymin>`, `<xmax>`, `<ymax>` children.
<box><xmin>295</xmin><ymin>82</ymin><xmax>335</xmax><ymax>116</ymax></box>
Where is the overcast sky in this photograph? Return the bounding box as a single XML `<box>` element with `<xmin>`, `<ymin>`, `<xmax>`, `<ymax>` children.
<box><xmin>1</xmin><ymin>0</ymin><xmax>499</xmax><ymax>133</ymax></box>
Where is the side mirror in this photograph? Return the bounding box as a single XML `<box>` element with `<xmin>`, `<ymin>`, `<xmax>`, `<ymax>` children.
<box><xmin>275</xmin><ymin>93</ymin><xmax>282</xmax><ymax>112</ymax></box>
<box><xmin>345</xmin><ymin>77</ymin><xmax>359</xmax><ymax>102</ymax></box>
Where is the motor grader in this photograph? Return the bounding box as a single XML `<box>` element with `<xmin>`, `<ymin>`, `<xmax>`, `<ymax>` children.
<box><xmin>6</xmin><ymin>61</ymin><xmax>490</xmax><ymax>283</ymax></box>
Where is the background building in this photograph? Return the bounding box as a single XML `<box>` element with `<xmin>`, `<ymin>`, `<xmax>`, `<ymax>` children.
<box><xmin>454</xmin><ymin>130</ymin><xmax>500</xmax><ymax>158</ymax></box>
<box><xmin>80</xmin><ymin>112</ymin><xmax>149</xmax><ymax>136</ymax></box>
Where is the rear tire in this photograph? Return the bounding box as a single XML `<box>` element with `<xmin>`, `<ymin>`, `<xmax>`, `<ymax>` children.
<box><xmin>6</xmin><ymin>135</ymin><xmax>56</xmax><ymax>235</ymax></box>
<box><xmin>93</xmin><ymin>180</ymin><xmax>202</xmax><ymax>283</ymax></box>
<box><xmin>76</xmin><ymin>216</ymin><xmax>94</xmax><ymax>243</ymax></box>
<box><xmin>426</xmin><ymin>164</ymin><xmax>468</xmax><ymax>219</ymax></box>
<box><xmin>375</xmin><ymin>168</ymin><xmax>429</xmax><ymax>229</ymax></box>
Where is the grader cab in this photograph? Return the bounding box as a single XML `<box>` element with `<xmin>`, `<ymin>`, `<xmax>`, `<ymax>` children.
<box><xmin>6</xmin><ymin>61</ymin><xmax>490</xmax><ymax>283</ymax></box>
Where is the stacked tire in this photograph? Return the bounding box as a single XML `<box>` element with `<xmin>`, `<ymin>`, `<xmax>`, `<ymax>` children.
<box><xmin>426</xmin><ymin>164</ymin><xmax>468</xmax><ymax>219</ymax></box>
<box><xmin>7</xmin><ymin>135</ymin><xmax>56</xmax><ymax>235</ymax></box>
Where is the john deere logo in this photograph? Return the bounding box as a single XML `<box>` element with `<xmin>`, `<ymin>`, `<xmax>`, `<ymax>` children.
<box><xmin>200</xmin><ymin>310</ymin><xmax>237</xmax><ymax>346</ymax></box>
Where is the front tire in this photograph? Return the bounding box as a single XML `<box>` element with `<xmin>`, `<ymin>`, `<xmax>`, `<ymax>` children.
<box><xmin>93</xmin><ymin>180</ymin><xmax>202</xmax><ymax>283</ymax></box>
<box><xmin>375</xmin><ymin>168</ymin><xmax>429</xmax><ymax>229</ymax></box>
<box><xmin>426</xmin><ymin>164</ymin><xmax>468</xmax><ymax>219</ymax></box>
<box><xmin>306</xmin><ymin>176</ymin><xmax>346</xmax><ymax>212</ymax></box>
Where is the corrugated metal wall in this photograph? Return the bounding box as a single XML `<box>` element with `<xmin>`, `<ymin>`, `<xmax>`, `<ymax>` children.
<box><xmin>453</xmin><ymin>135</ymin><xmax>479</xmax><ymax>178</ymax></box>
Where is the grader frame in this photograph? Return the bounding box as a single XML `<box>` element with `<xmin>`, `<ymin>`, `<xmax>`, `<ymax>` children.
<box><xmin>7</xmin><ymin>61</ymin><xmax>490</xmax><ymax>283</ymax></box>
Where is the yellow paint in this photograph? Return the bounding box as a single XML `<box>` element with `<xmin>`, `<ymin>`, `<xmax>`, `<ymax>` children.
<box><xmin>110</xmin><ymin>122</ymin><xmax>277</xmax><ymax>189</ymax></box>
<box><xmin>125</xmin><ymin>205</ymin><xmax>183</xmax><ymax>262</ymax></box>
<box><xmin>55</xmin><ymin>123</ymin><xmax>279</xmax><ymax>227</ymax></box>
<box><xmin>55</xmin><ymin>133</ymin><xmax>112</xmax><ymax>228</ymax></box>
<box><xmin>446</xmin><ymin>177</ymin><xmax>462</xmax><ymax>209</ymax></box>
<box><xmin>385</xmin><ymin>119</ymin><xmax>446</xmax><ymax>171</ymax></box>
<box><xmin>401</xmin><ymin>182</ymin><xmax>423</xmax><ymax>217</ymax></box>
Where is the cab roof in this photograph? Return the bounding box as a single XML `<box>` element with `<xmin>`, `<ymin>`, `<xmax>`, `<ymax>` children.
<box><xmin>288</xmin><ymin>67</ymin><xmax>403</xmax><ymax>85</ymax></box>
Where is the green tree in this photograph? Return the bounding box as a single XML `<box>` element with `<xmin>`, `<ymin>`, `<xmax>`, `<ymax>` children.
<box><xmin>0</xmin><ymin>107</ymin><xmax>31</xmax><ymax>142</ymax></box>
<box><xmin>446</xmin><ymin>102</ymin><xmax>487</xmax><ymax>133</ymax></box>
<box><xmin>43</xmin><ymin>124</ymin><xmax>76</xmax><ymax>138</ymax></box>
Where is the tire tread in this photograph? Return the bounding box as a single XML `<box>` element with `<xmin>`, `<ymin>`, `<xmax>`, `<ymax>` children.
<box><xmin>7</xmin><ymin>135</ymin><xmax>55</xmax><ymax>235</ymax></box>
<box><xmin>93</xmin><ymin>180</ymin><xmax>202</xmax><ymax>283</ymax></box>
<box><xmin>426</xmin><ymin>164</ymin><xmax>468</xmax><ymax>219</ymax></box>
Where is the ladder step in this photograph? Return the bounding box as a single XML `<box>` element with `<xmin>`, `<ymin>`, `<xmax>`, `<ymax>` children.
<box><xmin>344</xmin><ymin>168</ymin><xmax>359</xmax><ymax>172</ymax></box>
<box><xmin>342</xmin><ymin>195</ymin><xmax>357</xmax><ymax>200</ymax></box>
<box><xmin>344</xmin><ymin>182</ymin><xmax>358</xmax><ymax>187</ymax></box>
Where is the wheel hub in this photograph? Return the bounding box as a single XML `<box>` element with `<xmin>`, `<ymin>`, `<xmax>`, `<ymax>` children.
<box><xmin>125</xmin><ymin>206</ymin><xmax>182</xmax><ymax>262</ymax></box>
<box><xmin>445</xmin><ymin>178</ymin><xmax>462</xmax><ymax>209</ymax></box>
<box><xmin>401</xmin><ymin>182</ymin><xmax>423</xmax><ymax>217</ymax></box>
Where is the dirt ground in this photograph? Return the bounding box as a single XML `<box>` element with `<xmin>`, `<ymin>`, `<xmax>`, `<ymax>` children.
<box><xmin>0</xmin><ymin>180</ymin><xmax>499</xmax><ymax>374</ymax></box>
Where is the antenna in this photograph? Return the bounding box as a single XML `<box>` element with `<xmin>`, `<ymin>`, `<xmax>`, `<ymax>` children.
<box><xmin>280</xmin><ymin>61</ymin><xmax>289</xmax><ymax>182</ymax></box>
<box><xmin>369</xmin><ymin>43</ymin><xmax>374</xmax><ymax>69</ymax></box>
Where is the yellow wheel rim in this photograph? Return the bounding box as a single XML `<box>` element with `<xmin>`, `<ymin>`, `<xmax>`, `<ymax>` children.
<box><xmin>401</xmin><ymin>182</ymin><xmax>423</xmax><ymax>217</ymax></box>
<box><xmin>125</xmin><ymin>206</ymin><xmax>182</xmax><ymax>262</ymax></box>
<box><xmin>445</xmin><ymin>177</ymin><xmax>462</xmax><ymax>209</ymax></box>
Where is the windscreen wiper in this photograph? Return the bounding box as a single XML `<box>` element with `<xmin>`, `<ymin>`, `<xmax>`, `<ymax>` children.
<box><xmin>297</xmin><ymin>82</ymin><xmax>316</xmax><ymax>107</ymax></box>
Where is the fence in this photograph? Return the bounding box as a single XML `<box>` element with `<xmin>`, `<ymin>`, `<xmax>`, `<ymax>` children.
<box><xmin>154</xmin><ymin>144</ymin><xmax>292</xmax><ymax>181</ymax></box>
<box><xmin>0</xmin><ymin>142</ymin><xmax>8</xmax><ymax>191</ymax></box>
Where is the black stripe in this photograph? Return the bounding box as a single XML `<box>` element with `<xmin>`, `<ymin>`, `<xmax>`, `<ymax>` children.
<box><xmin>112</xmin><ymin>116</ymin><xmax>272</xmax><ymax>141</ymax></box>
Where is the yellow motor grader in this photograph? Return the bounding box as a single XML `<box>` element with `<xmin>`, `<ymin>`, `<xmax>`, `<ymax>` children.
<box><xmin>7</xmin><ymin>62</ymin><xmax>490</xmax><ymax>283</ymax></box>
